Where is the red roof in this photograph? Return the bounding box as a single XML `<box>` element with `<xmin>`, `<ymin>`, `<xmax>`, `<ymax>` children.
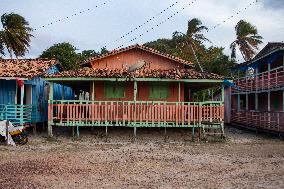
<box><xmin>82</xmin><ymin>44</ymin><xmax>193</xmax><ymax>67</ymax></box>
<box><xmin>44</xmin><ymin>67</ymin><xmax>224</xmax><ymax>80</ymax></box>
<box><xmin>0</xmin><ymin>59</ymin><xmax>58</xmax><ymax>78</ymax></box>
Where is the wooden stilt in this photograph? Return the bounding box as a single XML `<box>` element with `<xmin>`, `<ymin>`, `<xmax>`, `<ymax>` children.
<box><xmin>76</xmin><ymin>126</ymin><xmax>80</xmax><ymax>138</ymax></box>
<box><xmin>133</xmin><ymin>127</ymin><xmax>137</xmax><ymax>141</ymax></box>
<box><xmin>33</xmin><ymin>123</ymin><xmax>37</xmax><ymax>135</ymax></box>
<box><xmin>192</xmin><ymin>126</ymin><xmax>195</xmax><ymax>142</ymax></box>
<box><xmin>164</xmin><ymin>127</ymin><xmax>167</xmax><ymax>142</ymax></box>
<box><xmin>105</xmin><ymin>126</ymin><xmax>108</xmax><ymax>142</ymax></box>
<box><xmin>48</xmin><ymin>123</ymin><xmax>53</xmax><ymax>138</ymax></box>
<box><xmin>72</xmin><ymin>126</ymin><xmax>75</xmax><ymax>137</ymax></box>
<box><xmin>5</xmin><ymin>120</ymin><xmax>9</xmax><ymax>145</ymax></box>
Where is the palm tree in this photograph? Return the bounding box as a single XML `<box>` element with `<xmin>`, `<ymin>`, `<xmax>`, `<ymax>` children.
<box><xmin>173</xmin><ymin>18</ymin><xmax>210</xmax><ymax>72</ymax></box>
<box><xmin>0</xmin><ymin>13</ymin><xmax>33</xmax><ymax>58</ymax></box>
<box><xmin>230</xmin><ymin>20</ymin><xmax>263</xmax><ymax>61</ymax></box>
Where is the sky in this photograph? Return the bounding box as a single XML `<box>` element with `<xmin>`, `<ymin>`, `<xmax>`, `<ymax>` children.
<box><xmin>0</xmin><ymin>0</ymin><xmax>284</xmax><ymax>62</ymax></box>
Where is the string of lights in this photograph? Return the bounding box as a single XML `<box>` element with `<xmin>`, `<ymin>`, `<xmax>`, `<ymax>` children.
<box><xmin>114</xmin><ymin>0</ymin><xmax>198</xmax><ymax>50</ymax></box>
<box><xmin>102</xmin><ymin>1</ymin><xmax>180</xmax><ymax>49</ymax></box>
<box><xmin>34</xmin><ymin>0</ymin><xmax>112</xmax><ymax>31</ymax></box>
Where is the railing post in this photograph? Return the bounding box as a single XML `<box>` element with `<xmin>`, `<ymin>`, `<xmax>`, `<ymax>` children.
<box><xmin>48</xmin><ymin>82</ymin><xmax>54</xmax><ymax>138</ymax></box>
<box><xmin>133</xmin><ymin>80</ymin><xmax>138</xmax><ymax>138</ymax></box>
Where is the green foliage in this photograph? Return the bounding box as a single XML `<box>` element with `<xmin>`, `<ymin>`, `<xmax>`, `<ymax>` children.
<box><xmin>79</xmin><ymin>47</ymin><xmax>110</xmax><ymax>62</ymax></box>
<box><xmin>145</xmin><ymin>18</ymin><xmax>236</xmax><ymax>77</ymax></box>
<box><xmin>40</xmin><ymin>42</ymin><xmax>110</xmax><ymax>70</ymax></box>
<box><xmin>230</xmin><ymin>20</ymin><xmax>263</xmax><ymax>61</ymax></box>
<box><xmin>40</xmin><ymin>42</ymin><xmax>80</xmax><ymax>70</ymax></box>
<box><xmin>0</xmin><ymin>12</ymin><xmax>33</xmax><ymax>58</ymax></box>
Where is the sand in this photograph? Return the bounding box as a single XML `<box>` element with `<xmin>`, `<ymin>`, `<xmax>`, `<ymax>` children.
<box><xmin>0</xmin><ymin>126</ymin><xmax>283</xmax><ymax>189</ymax></box>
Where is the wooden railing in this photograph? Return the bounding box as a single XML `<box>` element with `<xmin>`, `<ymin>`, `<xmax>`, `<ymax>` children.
<box><xmin>232</xmin><ymin>66</ymin><xmax>284</xmax><ymax>93</ymax></box>
<box><xmin>231</xmin><ymin>109</ymin><xmax>284</xmax><ymax>133</ymax></box>
<box><xmin>48</xmin><ymin>100</ymin><xmax>224</xmax><ymax>127</ymax></box>
<box><xmin>0</xmin><ymin>104</ymin><xmax>34</xmax><ymax>125</ymax></box>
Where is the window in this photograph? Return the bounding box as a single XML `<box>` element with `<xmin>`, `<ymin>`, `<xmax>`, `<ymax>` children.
<box><xmin>149</xmin><ymin>82</ymin><xmax>169</xmax><ymax>99</ymax></box>
<box><xmin>104</xmin><ymin>82</ymin><xmax>125</xmax><ymax>98</ymax></box>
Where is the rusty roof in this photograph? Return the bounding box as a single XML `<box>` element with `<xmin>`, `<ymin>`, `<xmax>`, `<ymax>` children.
<box><xmin>82</xmin><ymin>44</ymin><xmax>193</xmax><ymax>67</ymax></box>
<box><xmin>0</xmin><ymin>59</ymin><xmax>58</xmax><ymax>78</ymax></box>
<box><xmin>44</xmin><ymin>67</ymin><xmax>224</xmax><ymax>80</ymax></box>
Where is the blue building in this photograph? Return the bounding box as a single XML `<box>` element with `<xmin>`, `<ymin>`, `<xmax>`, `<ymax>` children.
<box><xmin>0</xmin><ymin>59</ymin><xmax>73</xmax><ymax>126</ymax></box>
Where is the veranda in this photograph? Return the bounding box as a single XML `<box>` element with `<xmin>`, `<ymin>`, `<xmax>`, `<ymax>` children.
<box><xmin>46</xmin><ymin>77</ymin><xmax>226</xmax><ymax>141</ymax></box>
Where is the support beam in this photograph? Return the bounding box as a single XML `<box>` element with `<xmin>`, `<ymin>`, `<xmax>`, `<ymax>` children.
<box><xmin>134</xmin><ymin>80</ymin><xmax>137</xmax><ymax>102</ymax></box>
<box><xmin>221</xmin><ymin>84</ymin><xmax>225</xmax><ymax>102</ymax></box>
<box><xmin>105</xmin><ymin>126</ymin><xmax>108</xmax><ymax>142</ymax></box>
<box><xmin>92</xmin><ymin>81</ymin><xmax>95</xmax><ymax>101</ymax></box>
<box><xmin>48</xmin><ymin>82</ymin><xmax>54</xmax><ymax>138</ymax></box>
<box><xmin>237</xmin><ymin>94</ymin><xmax>240</xmax><ymax>110</ymax></box>
<box><xmin>133</xmin><ymin>127</ymin><xmax>137</xmax><ymax>141</ymax></box>
<box><xmin>20</xmin><ymin>85</ymin><xmax>24</xmax><ymax>105</ymax></box>
<box><xmin>246</xmin><ymin>93</ymin><xmax>249</xmax><ymax>111</ymax></box>
<box><xmin>255</xmin><ymin>93</ymin><xmax>258</xmax><ymax>111</ymax></box>
<box><xmin>61</xmin><ymin>86</ymin><xmax>65</xmax><ymax>100</ymax></box>
<box><xmin>76</xmin><ymin>126</ymin><xmax>80</xmax><ymax>138</ymax></box>
<box><xmin>268</xmin><ymin>92</ymin><xmax>271</xmax><ymax>111</ymax></box>
<box><xmin>178</xmin><ymin>82</ymin><xmax>181</xmax><ymax>102</ymax></box>
<box><xmin>283</xmin><ymin>90</ymin><xmax>284</xmax><ymax>112</ymax></box>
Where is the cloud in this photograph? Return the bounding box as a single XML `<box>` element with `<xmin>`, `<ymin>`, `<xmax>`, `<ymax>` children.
<box><xmin>0</xmin><ymin>0</ymin><xmax>283</xmax><ymax>62</ymax></box>
<box><xmin>263</xmin><ymin>0</ymin><xmax>284</xmax><ymax>9</ymax></box>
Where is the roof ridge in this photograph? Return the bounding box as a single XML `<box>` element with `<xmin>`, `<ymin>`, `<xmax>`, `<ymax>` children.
<box><xmin>81</xmin><ymin>44</ymin><xmax>193</xmax><ymax>67</ymax></box>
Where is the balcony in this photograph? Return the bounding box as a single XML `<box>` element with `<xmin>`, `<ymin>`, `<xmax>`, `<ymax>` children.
<box><xmin>232</xmin><ymin>66</ymin><xmax>284</xmax><ymax>93</ymax></box>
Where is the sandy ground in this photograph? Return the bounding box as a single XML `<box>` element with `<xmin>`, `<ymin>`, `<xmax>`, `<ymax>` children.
<box><xmin>0</xmin><ymin>126</ymin><xmax>283</xmax><ymax>189</ymax></box>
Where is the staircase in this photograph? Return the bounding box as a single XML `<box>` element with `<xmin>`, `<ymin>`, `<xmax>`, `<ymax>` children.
<box><xmin>201</xmin><ymin>121</ymin><xmax>225</xmax><ymax>140</ymax></box>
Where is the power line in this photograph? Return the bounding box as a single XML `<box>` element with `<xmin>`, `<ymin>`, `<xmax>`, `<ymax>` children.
<box><xmin>207</xmin><ymin>0</ymin><xmax>259</xmax><ymax>32</ymax></box>
<box><xmin>34</xmin><ymin>0</ymin><xmax>112</xmax><ymax>31</ymax></box>
<box><xmin>102</xmin><ymin>1</ymin><xmax>180</xmax><ymax>48</ymax></box>
<box><xmin>114</xmin><ymin>0</ymin><xmax>198</xmax><ymax>50</ymax></box>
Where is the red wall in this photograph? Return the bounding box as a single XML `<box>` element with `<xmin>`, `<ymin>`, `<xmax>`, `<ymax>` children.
<box><xmin>88</xmin><ymin>48</ymin><xmax>186</xmax><ymax>102</ymax></box>
<box><xmin>90</xmin><ymin>49</ymin><xmax>184</xmax><ymax>70</ymax></box>
<box><xmin>90</xmin><ymin>81</ymin><xmax>184</xmax><ymax>102</ymax></box>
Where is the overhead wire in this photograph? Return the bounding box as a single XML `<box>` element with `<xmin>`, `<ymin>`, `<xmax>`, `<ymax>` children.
<box><xmin>114</xmin><ymin>0</ymin><xmax>198</xmax><ymax>50</ymax></box>
<box><xmin>102</xmin><ymin>1</ymin><xmax>180</xmax><ymax>49</ymax></box>
<box><xmin>34</xmin><ymin>0</ymin><xmax>112</xmax><ymax>31</ymax></box>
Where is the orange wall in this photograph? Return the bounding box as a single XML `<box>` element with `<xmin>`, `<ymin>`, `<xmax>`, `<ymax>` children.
<box><xmin>90</xmin><ymin>49</ymin><xmax>184</xmax><ymax>70</ymax></box>
<box><xmin>90</xmin><ymin>81</ymin><xmax>184</xmax><ymax>102</ymax></box>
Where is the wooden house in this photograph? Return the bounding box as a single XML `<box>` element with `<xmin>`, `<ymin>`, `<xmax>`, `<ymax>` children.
<box><xmin>0</xmin><ymin>59</ymin><xmax>73</xmax><ymax>126</ymax></box>
<box><xmin>230</xmin><ymin>42</ymin><xmax>284</xmax><ymax>135</ymax></box>
<box><xmin>45</xmin><ymin>44</ymin><xmax>227</xmax><ymax>140</ymax></box>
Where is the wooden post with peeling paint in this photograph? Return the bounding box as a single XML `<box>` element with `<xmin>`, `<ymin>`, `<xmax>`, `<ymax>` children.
<box><xmin>48</xmin><ymin>82</ymin><xmax>53</xmax><ymax>138</ymax></box>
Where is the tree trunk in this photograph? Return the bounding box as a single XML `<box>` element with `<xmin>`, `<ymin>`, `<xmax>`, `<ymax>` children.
<box><xmin>188</xmin><ymin>41</ymin><xmax>204</xmax><ymax>72</ymax></box>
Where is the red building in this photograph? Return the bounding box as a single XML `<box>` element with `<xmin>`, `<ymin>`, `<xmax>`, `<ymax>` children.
<box><xmin>45</xmin><ymin>44</ymin><xmax>227</xmax><ymax>140</ymax></box>
<box><xmin>230</xmin><ymin>42</ymin><xmax>284</xmax><ymax>135</ymax></box>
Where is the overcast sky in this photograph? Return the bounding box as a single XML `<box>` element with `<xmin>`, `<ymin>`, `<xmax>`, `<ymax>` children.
<box><xmin>1</xmin><ymin>0</ymin><xmax>283</xmax><ymax>62</ymax></box>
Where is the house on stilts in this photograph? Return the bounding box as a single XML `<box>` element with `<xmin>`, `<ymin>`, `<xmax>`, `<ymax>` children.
<box><xmin>230</xmin><ymin>42</ymin><xmax>284</xmax><ymax>136</ymax></box>
<box><xmin>44</xmin><ymin>44</ymin><xmax>229</xmax><ymax>140</ymax></box>
<box><xmin>0</xmin><ymin>59</ymin><xmax>73</xmax><ymax>127</ymax></box>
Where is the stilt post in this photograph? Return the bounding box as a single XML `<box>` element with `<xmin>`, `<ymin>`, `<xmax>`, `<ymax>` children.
<box><xmin>48</xmin><ymin>82</ymin><xmax>54</xmax><ymax>138</ymax></box>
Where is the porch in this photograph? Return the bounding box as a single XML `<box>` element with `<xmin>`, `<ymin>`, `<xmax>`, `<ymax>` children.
<box><xmin>0</xmin><ymin>104</ymin><xmax>34</xmax><ymax>125</ymax></box>
<box><xmin>46</xmin><ymin>77</ymin><xmax>226</xmax><ymax>139</ymax></box>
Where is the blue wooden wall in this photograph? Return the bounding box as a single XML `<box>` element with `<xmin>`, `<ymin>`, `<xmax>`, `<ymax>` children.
<box><xmin>29</xmin><ymin>77</ymin><xmax>73</xmax><ymax>122</ymax></box>
<box><xmin>0</xmin><ymin>65</ymin><xmax>74</xmax><ymax>123</ymax></box>
<box><xmin>0</xmin><ymin>80</ymin><xmax>16</xmax><ymax>105</ymax></box>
